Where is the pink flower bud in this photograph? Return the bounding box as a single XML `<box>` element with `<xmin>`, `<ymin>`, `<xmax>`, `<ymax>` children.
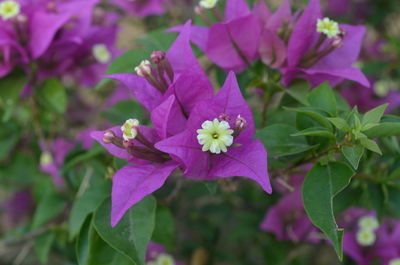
<box><xmin>151</xmin><ymin>51</ymin><xmax>166</xmax><ymax>64</ymax></box>
<box><xmin>102</xmin><ymin>130</ymin><xmax>115</xmax><ymax>144</ymax></box>
<box><xmin>233</xmin><ymin>115</ymin><xmax>247</xmax><ymax>137</ymax></box>
<box><xmin>218</xmin><ymin>113</ymin><xmax>231</xmax><ymax>122</ymax></box>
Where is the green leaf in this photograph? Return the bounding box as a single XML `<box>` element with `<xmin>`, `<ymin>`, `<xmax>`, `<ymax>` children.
<box><xmin>302</xmin><ymin>162</ymin><xmax>354</xmax><ymax>260</ymax></box>
<box><xmin>285</xmin><ymin>80</ymin><xmax>310</xmax><ymax>106</ymax></box>
<box><xmin>136</xmin><ymin>29</ymin><xmax>177</xmax><ymax>52</ymax></box>
<box><xmin>327</xmin><ymin>118</ymin><xmax>351</xmax><ymax>132</ymax></box>
<box><xmin>69</xmin><ymin>180</ymin><xmax>110</xmax><ymax>240</ymax></box>
<box><xmin>34</xmin><ymin>231</ymin><xmax>55</xmax><ymax>264</ymax></box>
<box><xmin>256</xmin><ymin>124</ymin><xmax>314</xmax><ymax>157</ymax></box>
<box><xmin>32</xmin><ymin>192</ymin><xmax>66</xmax><ymax>229</ymax></box>
<box><xmin>102</xmin><ymin>100</ymin><xmax>143</xmax><ymax>125</ymax></box>
<box><xmin>291</xmin><ymin>127</ymin><xmax>336</xmax><ymax>140</ymax></box>
<box><xmin>361</xmin><ymin>103</ymin><xmax>388</xmax><ymax>126</ymax></box>
<box><xmin>363</xmin><ymin>122</ymin><xmax>400</xmax><ymax>138</ymax></box>
<box><xmin>93</xmin><ymin>196</ymin><xmax>156</xmax><ymax>265</ymax></box>
<box><xmin>285</xmin><ymin>107</ymin><xmax>333</xmax><ymax>130</ymax></box>
<box><xmin>0</xmin><ymin>69</ymin><xmax>28</xmax><ymax>121</ymax></box>
<box><xmin>359</xmin><ymin>138</ymin><xmax>382</xmax><ymax>155</ymax></box>
<box><xmin>76</xmin><ymin>216</ymin><xmax>135</xmax><ymax>265</ymax></box>
<box><xmin>152</xmin><ymin>205</ymin><xmax>175</xmax><ymax>249</ymax></box>
<box><xmin>36</xmin><ymin>78</ymin><xmax>67</xmax><ymax>114</ymax></box>
<box><xmin>307</xmin><ymin>82</ymin><xmax>337</xmax><ymax>115</ymax></box>
<box><xmin>341</xmin><ymin>145</ymin><xmax>364</xmax><ymax>169</ymax></box>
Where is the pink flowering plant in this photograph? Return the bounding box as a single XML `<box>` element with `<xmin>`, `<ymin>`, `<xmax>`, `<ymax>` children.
<box><xmin>1</xmin><ymin>0</ymin><xmax>400</xmax><ymax>264</ymax></box>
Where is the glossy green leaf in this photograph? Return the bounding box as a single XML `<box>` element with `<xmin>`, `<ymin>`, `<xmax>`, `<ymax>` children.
<box><xmin>361</xmin><ymin>103</ymin><xmax>388</xmax><ymax>126</ymax></box>
<box><xmin>307</xmin><ymin>82</ymin><xmax>337</xmax><ymax>115</ymax></box>
<box><xmin>291</xmin><ymin>127</ymin><xmax>336</xmax><ymax>140</ymax></box>
<box><xmin>341</xmin><ymin>145</ymin><xmax>364</xmax><ymax>169</ymax></box>
<box><xmin>327</xmin><ymin>117</ymin><xmax>351</xmax><ymax>132</ymax></box>
<box><xmin>36</xmin><ymin>78</ymin><xmax>67</xmax><ymax>114</ymax></box>
<box><xmin>69</xmin><ymin>180</ymin><xmax>110</xmax><ymax>240</ymax></box>
<box><xmin>285</xmin><ymin>107</ymin><xmax>333</xmax><ymax>130</ymax></box>
<box><xmin>285</xmin><ymin>80</ymin><xmax>310</xmax><ymax>106</ymax></box>
<box><xmin>302</xmin><ymin>162</ymin><xmax>354</xmax><ymax>260</ymax></box>
<box><xmin>363</xmin><ymin>122</ymin><xmax>400</xmax><ymax>138</ymax></box>
<box><xmin>32</xmin><ymin>192</ymin><xmax>66</xmax><ymax>229</ymax></box>
<box><xmin>359</xmin><ymin>138</ymin><xmax>382</xmax><ymax>155</ymax></box>
<box><xmin>93</xmin><ymin>196</ymin><xmax>156</xmax><ymax>265</ymax></box>
<box><xmin>77</xmin><ymin>216</ymin><xmax>135</xmax><ymax>265</ymax></box>
<box><xmin>256</xmin><ymin>124</ymin><xmax>314</xmax><ymax>157</ymax></box>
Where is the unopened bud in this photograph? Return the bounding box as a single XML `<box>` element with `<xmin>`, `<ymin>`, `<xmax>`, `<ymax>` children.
<box><xmin>218</xmin><ymin>113</ymin><xmax>231</xmax><ymax>122</ymax></box>
<box><xmin>332</xmin><ymin>36</ymin><xmax>343</xmax><ymax>49</ymax></box>
<box><xmin>102</xmin><ymin>130</ymin><xmax>116</xmax><ymax>144</ymax></box>
<box><xmin>234</xmin><ymin>115</ymin><xmax>247</xmax><ymax>132</ymax></box>
<box><xmin>151</xmin><ymin>51</ymin><xmax>166</xmax><ymax>64</ymax></box>
<box><xmin>16</xmin><ymin>14</ymin><xmax>27</xmax><ymax>23</ymax></box>
<box><xmin>134</xmin><ymin>60</ymin><xmax>152</xmax><ymax>77</ymax></box>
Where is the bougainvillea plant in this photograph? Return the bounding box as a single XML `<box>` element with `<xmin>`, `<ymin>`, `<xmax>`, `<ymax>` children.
<box><xmin>1</xmin><ymin>0</ymin><xmax>400</xmax><ymax>264</ymax></box>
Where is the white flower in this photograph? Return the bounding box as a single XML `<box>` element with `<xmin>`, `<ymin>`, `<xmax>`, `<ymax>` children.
<box><xmin>92</xmin><ymin>44</ymin><xmax>111</xmax><ymax>64</ymax></box>
<box><xmin>121</xmin><ymin>119</ymin><xmax>139</xmax><ymax>141</ymax></box>
<box><xmin>358</xmin><ymin>215</ymin><xmax>379</xmax><ymax>231</ymax></box>
<box><xmin>356</xmin><ymin>229</ymin><xmax>376</xmax><ymax>247</ymax></box>
<box><xmin>134</xmin><ymin>60</ymin><xmax>152</xmax><ymax>77</ymax></box>
<box><xmin>199</xmin><ymin>0</ymin><xmax>218</xmax><ymax>9</ymax></box>
<box><xmin>316</xmin><ymin>17</ymin><xmax>340</xmax><ymax>38</ymax></box>
<box><xmin>40</xmin><ymin>151</ymin><xmax>53</xmax><ymax>166</ymax></box>
<box><xmin>0</xmin><ymin>0</ymin><xmax>20</xmax><ymax>20</ymax></box>
<box><xmin>389</xmin><ymin>258</ymin><xmax>400</xmax><ymax>265</ymax></box>
<box><xmin>197</xmin><ymin>118</ymin><xmax>234</xmax><ymax>154</ymax></box>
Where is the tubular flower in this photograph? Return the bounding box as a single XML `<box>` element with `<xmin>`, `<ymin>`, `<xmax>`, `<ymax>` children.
<box><xmin>156</xmin><ymin>72</ymin><xmax>271</xmax><ymax>193</ymax></box>
<box><xmin>0</xmin><ymin>0</ymin><xmax>20</xmax><ymax>20</ymax></box>
<box><xmin>197</xmin><ymin>119</ymin><xmax>233</xmax><ymax>154</ymax></box>
<box><xmin>316</xmin><ymin>17</ymin><xmax>340</xmax><ymax>38</ymax></box>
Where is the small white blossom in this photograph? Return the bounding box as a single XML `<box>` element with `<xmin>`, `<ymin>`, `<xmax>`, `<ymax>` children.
<box><xmin>0</xmin><ymin>0</ymin><xmax>20</xmax><ymax>20</ymax></box>
<box><xmin>121</xmin><ymin>119</ymin><xmax>139</xmax><ymax>141</ymax></box>
<box><xmin>316</xmin><ymin>17</ymin><xmax>340</xmax><ymax>38</ymax></box>
<box><xmin>197</xmin><ymin>118</ymin><xmax>234</xmax><ymax>154</ymax></box>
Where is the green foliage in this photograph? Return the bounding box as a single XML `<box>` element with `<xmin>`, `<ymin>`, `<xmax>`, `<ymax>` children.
<box><xmin>0</xmin><ymin>70</ymin><xmax>28</xmax><ymax>121</ymax></box>
<box><xmin>93</xmin><ymin>196</ymin><xmax>156</xmax><ymax>265</ymax></box>
<box><xmin>36</xmin><ymin>78</ymin><xmax>67</xmax><ymax>114</ymax></box>
<box><xmin>302</xmin><ymin>162</ymin><xmax>354</xmax><ymax>260</ymax></box>
<box><xmin>32</xmin><ymin>192</ymin><xmax>66</xmax><ymax>229</ymax></box>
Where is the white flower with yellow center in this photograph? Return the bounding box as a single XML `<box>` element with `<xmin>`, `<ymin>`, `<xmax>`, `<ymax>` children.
<box><xmin>92</xmin><ymin>44</ymin><xmax>111</xmax><ymax>64</ymax></box>
<box><xmin>316</xmin><ymin>17</ymin><xmax>340</xmax><ymax>38</ymax></box>
<box><xmin>155</xmin><ymin>254</ymin><xmax>175</xmax><ymax>265</ymax></box>
<box><xmin>356</xmin><ymin>228</ymin><xmax>376</xmax><ymax>246</ymax></box>
<box><xmin>0</xmin><ymin>0</ymin><xmax>20</xmax><ymax>20</ymax></box>
<box><xmin>135</xmin><ymin>60</ymin><xmax>152</xmax><ymax>77</ymax></box>
<box><xmin>358</xmin><ymin>216</ymin><xmax>379</xmax><ymax>231</ymax></box>
<box><xmin>40</xmin><ymin>151</ymin><xmax>53</xmax><ymax>166</ymax></box>
<box><xmin>389</xmin><ymin>258</ymin><xmax>400</xmax><ymax>265</ymax></box>
<box><xmin>121</xmin><ymin>119</ymin><xmax>139</xmax><ymax>141</ymax></box>
<box><xmin>197</xmin><ymin>118</ymin><xmax>234</xmax><ymax>154</ymax></box>
<box><xmin>199</xmin><ymin>0</ymin><xmax>218</xmax><ymax>9</ymax></box>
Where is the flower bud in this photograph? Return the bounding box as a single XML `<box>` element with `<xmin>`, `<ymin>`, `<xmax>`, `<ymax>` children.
<box><xmin>16</xmin><ymin>14</ymin><xmax>27</xmax><ymax>23</ymax></box>
<box><xmin>151</xmin><ymin>51</ymin><xmax>166</xmax><ymax>64</ymax></box>
<box><xmin>234</xmin><ymin>115</ymin><xmax>246</xmax><ymax>132</ymax></box>
<box><xmin>194</xmin><ymin>5</ymin><xmax>204</xmax><ymax>15</ymax></box>
<box><xmin>134</xmin><ymin>60</ymin><xmax>152</xmax><ymax>77</ymax></box>
<box><xmin>218</xmin><ymin>113</ymin><xmax>231</xmax><ymax>122</ymax></box>
<box><xmin>102</xmin><ymin>130</ymin><xmax>116</xmax><ymax>144</ymax></box>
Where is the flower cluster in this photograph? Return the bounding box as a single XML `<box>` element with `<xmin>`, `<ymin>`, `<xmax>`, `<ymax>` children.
<box><xmin>0</xmin><ymin>0</ymin><xmax>119</xmax><ymax>87</ymax></box>
<box><xmin>92</xmin><ymin>21</ymin><xmax>271</xmax><ymax>226</ymax></box>
<box><xmin>175</xmin><ymin>0</ymin><xmax>369</xmax><ymax>88</ymax></box>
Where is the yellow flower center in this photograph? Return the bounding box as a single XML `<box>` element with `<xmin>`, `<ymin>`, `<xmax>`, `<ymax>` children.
<box><xmin>197</xmin><ymin>118</ymin><xmax>234</xmax><ymax>154</ymax></box>
<box><xmin>0</xmin><ymin>0</ymin><xmax>20</xmax><ymax>20</ymax></box>
<box><xmin>389</xmin><ymin>258</ymin><xmax>400</xmax><ymax>265</ymax></box>
<box><xmin>199</xmin><ymin>0</ymin><xmax>218</xmax><ymax>9</ymax></box>
<box><xmin>316</xmin><ymin>17</ymin><xmax>340</xmax><ymax>38</ymax></box>
<box><xmin>92</xmin><ymin>44</ymin><xmax>111</xmax><ymax>64</ymax></box>
<box><xmin>121</xmin><ymin>119</ymin><xmax>139</xmax><ymax>141</ymax></box>
<box><xmin>356</xmin><ymin>229</ymin><xmax>376</xmax><ymax>246</ymax></box>
<box><xmin>40</xmin><ymin>151</ymin><xmax>53</xmax><ymax>166</ymax></box>
<box><xmin>358</xmin><ymin>216</ymin><xmax>379</xmax><ymax>231</ymax></box>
